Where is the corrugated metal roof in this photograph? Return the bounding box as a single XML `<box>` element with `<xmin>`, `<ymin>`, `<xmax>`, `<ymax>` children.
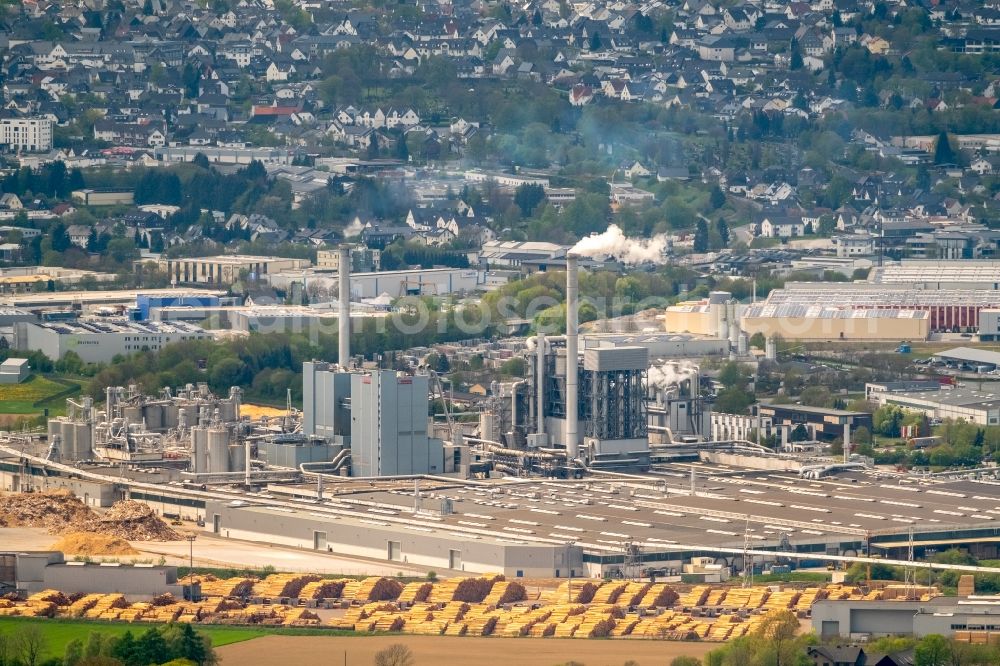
<box><xmin>932</xmin><ymin>347</ymin><xmax>1000</xmax><ymax>365</ymax></box>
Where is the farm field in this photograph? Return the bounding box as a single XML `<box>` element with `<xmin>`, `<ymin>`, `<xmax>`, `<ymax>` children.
<box><xmin>0</xmin><ymin>617</ymin><xmax>267</xmax><ymax>660</ymax></box>
<box><xmin>0</xmin><ymin>374</ymin><xmax>78</xmax><ymax>422</ymax></box>
<box><xmin>216</xmin><ymin>633</ymin><xmax>715</xmax><ymax>666</ymax></box>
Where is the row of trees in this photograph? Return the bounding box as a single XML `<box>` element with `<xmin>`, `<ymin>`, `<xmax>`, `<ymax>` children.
<box><xmin>0</xmin><ymin>623</ymin><xmax>216</xmax><ymax>666</ymax></box>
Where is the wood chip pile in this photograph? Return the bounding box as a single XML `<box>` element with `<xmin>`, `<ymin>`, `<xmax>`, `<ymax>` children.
<box><xmin>48</xmin><ymin>531</ymin><xmax>139</xmax><ymax>556</ymax></box>
<box><xmin>0</xmin><ymin>490</ymin><xmax>97</xmax><ymax>532</ymax></box>
<box><xmin>81</xmin><ymin>500</ymin><xmax>181</xmax><ymax>541</ymax></box>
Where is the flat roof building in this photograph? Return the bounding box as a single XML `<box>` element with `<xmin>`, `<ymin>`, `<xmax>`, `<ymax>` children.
<box><xmin>158</xmin><ymin>255</ymin><xmax>311</xmax><ymax>286</ymax></box>
<box><xmin>13</xmin><ymin>319</ymin><xmax>211</xmax><ymax>363</ymax></box>
<box><xmin>741</xmin><ymin>304</ymin><xmax>930</xmax><ymax>341</ymax></box>
<box><xmin>870</xmin><ymin>386</ymin><xmax>1000</xmax><ymax>426</ymax></box>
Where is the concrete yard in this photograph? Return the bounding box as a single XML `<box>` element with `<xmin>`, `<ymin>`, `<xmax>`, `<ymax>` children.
<box><xmin>217</xmin><ymin>634</ymin><xmax>715</xmax><ymax>666</ymax></box>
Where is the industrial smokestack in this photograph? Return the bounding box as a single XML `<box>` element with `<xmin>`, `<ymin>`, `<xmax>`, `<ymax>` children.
<box><xmin>536</xmin><ymin>333</ymin><xmax>545</xmax><ymax>437</ymax></box>
<box><xmin>565</xmin><ymin>255</ymin><xmax>579</xmax><ymax>461</ymax></box>
<box><xmin>339</xmin><ymin>245</ymin><xmax>350</xmax><ymax>368</ymax></box>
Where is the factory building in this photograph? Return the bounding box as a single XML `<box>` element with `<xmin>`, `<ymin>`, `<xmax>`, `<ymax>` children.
<box><xmin>869</xmin><ymin>386</ymin><xmax>1000</xmax><ymax>426</ymax></box>
<box><xmin>764</xmin><ymin>283</ymin><xmax>1000</xmax><ymax>333</ymax></box>
<box><xmin>14</xmin><ymin>319</ymin><xmax>211</xmax><ymax>363</ymax></box>
<box><xmin>756</xmin><ymin>404</ymin><xmax>872</xmax><ymax>442</ymax></box>
<box><xmin>812</xmin><ymin>597</ymin><xmax>1000</xmax><ymax>639</ymax></box>
<box><xmin>663</xmin><ymin>291</ymin><xmax>743</xmax><ymax>339</ymax></box>
<box><xmin>2</xmin><ymin>551</ymin><xmax>183</xmax><ymax>599</ymax></box>
<box><xmin>266</xmin><ymin>266</ymin><xmax>484</xmax><ymax>299</ymax></box>
<box><xmin>740</xmin><ymin>304</ymin><xmax>930</xmax><ymax>341</ymax></box>
<box><xmin>157</xmin><ymin>255</ymin><xmax>311</xmax><ymax>286</ymax></box>
<box><xmin>302</xmin><ymin>364</ymin><xmax>444</xmax><ymax>477</ymax></box>
<box><xmin>868</xmin><ymin>260</ymin><xmax>1000</xmax><ymax>290</ymax></box>
<box><xmin>351</xmin><ymin>370</ymin><xmax>442</xmax><ymax>477</ymax></box>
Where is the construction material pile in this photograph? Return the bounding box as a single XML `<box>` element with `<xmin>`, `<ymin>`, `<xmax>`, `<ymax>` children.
<box><xmin>482</xmin><ymin>580</ymin><xmax>526</xmax><ymax>606</ymax></box>
<box><xmin>0</xmin><ymin>490</ymin><xmax>97</xmax><ymax>532</ymax></box>
<box><xmin>544</xmin><ymin>580</ymin><xmax>599</xmax><ymax>604</ymax></box>
<box><xmin>397</xmin><ymin>581</ymin><xmax>433</xmax><ymax>603</ymax></box>
<box><xmin>81</xmin><ymin>500</ymin><xmax>181</xmax><ymax>541</ymax></box>
<box><xmin>49</xmin><ymin>531</ymin><xmax>139</xmax><ymax>556</ymax></box>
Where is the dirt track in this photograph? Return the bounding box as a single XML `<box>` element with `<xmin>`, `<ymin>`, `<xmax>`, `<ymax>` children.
<box><xmin>217</xmin><ymin>634</ymin><xmax>715</xmax><ymax>666</ymax></box>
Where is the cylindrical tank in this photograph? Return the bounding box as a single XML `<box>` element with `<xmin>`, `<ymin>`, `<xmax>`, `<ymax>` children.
<box><xmin>738</xmin><ymin>332</ymin><xmax>749</xmax><ymax>356</ymax></box>
<box><xmin>765</xmin><ymin>337</ymin><xmax>777</xmax><ymax>361</ymax></box>
<box><xmin>207</xmin><ymin>427</ymin><xmax>230</xmax><ymax>473</ymax></box>
<box><xmin>191</xmin><ymin>427</ymin><xmax>208</xmax><ymax>473</ymax></box>
<box><xmin>124</xmin><ymin>406</ymin><xmax>142</xmax><ymax>425</ymax></box>
<box><xmin>480</xmin><ymin>411</ymin><xmax>497</xmax><ymax>441</ymax></box>
<box><xmin>142</xmin><ymin>405</ymin><xmax>161</xmax><ymax>430</ymax></box>
<box><xmin>61</xmin><ymin>421</ymin><xmax>76</xmax><ymax>461</ymax></box>
<box><xmin>218</xmin><ymin>399</ymin><xmax>237</xmax><ymax>423</ymax></box>
<box><xmin>76</xmin><ymin>422</ymin><xmax>91</xmax><ymax>460</ymax></box>
<box><xmin>228</xmin><ymin>444</ymin><xmax>246</xmax><ymax>473</ymax></box>
<box><xmin>177</xmin><ymin>407</ymin><xmax>187</xmax><ymax>431</ymax></box>
<box><xmin>162</xmin><ymin>404</ymin><xmax>179</xmax><ymax>429</ymax></box>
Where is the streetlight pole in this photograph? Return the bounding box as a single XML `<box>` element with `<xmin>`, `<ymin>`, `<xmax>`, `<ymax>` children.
<box><xmin>185</xmin><ymin>534</ymin><xmax>196</xmax><ymax>590</ymax></box>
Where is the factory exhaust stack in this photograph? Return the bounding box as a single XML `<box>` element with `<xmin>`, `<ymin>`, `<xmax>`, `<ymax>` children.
<box><xmin>565</xmin><ymin>255</ymin><xmax>579</xmax><ymax>462</ymax></box>
<box><xmin>339</xmin><ymin>245</ymin><xmax>350</xmax><ymax>368</ymax></box>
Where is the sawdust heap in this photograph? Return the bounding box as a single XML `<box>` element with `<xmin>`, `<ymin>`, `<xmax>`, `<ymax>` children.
<box><xmin>82</xmin><ymin>500</ymin><xmax>182</xmax><ymax>541</ymax></box>
<box><xmin>49</xmin><ymin>531</ymin><xmax>140</xmax><ymax>556</ymax></box>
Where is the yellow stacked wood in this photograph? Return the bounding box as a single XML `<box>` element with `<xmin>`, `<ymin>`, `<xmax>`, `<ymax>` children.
<box><xmin>704</xmin><ymin>588</ymin><xmax>726</xmax><ymax>606</ymax></box>
<box><xmin>137</xmin><ymin>602</ymin><xmax>182</xmax><ymax>623</ymax></box>
<box><xmin>428</xmin><ymin>578</ymin><xmax>463</xmax><ymax>603</ymax></box>
<box><xmin>636</xmin><ymin>583</ymin><xmax>678</xmax><ymax>608</ymax></box>
<box><xmin>428</xmin><ymin>576</ymin><xmax>502</xmax><ymax>603</ymax></box>
<box><xmin>463</xmin><ymin>606</ymin><xmax>500</xmax><ymax>636</ymax></box>
<box><xmin>572</xmin><ymin>604</ymin><xmax>621</xmax><ymax>638</ymax></box>
<box><xmin>282</xmin><ymin>607</ymin><xmax>322</xmax><ymax>626</ymax></box>
<box><xmin>198</xmin><ymin>577</ymin><xmax>256</xmax><ymax>598</ymax></box>
<box><xmin>528</xmin><ymin>621</ymin><xmax>556</xmax><ymax>637</ymax></box>
<box><xmin>794</xmin><ymin>587</ymin><xmax>822</xmax><ymax>612</ymax></box>
<box><xmin>482</xmin><ymin>580</ymin><xmax>527</xmax><ymax>606</ymax></box>
<box><xmin>543</xmin><ymin>580</ymin><xmax>598</xmax><ymax>604</ymax></box>
<box><xmin>353</xmin><ymin>577</ymin><xmax>403</xmax><ymax>602</ymax></box>
<box><xmin>621</xmin><ymin>582</ymin><xmax>652</xmax><ymax>606</ymax></box>
<box><xmin>371</xmin><ymin>613</ymin><xmax>405</xmax><ymax>632</ymax></box>
<box><xmin>436</xmin><ymin>601</ymin><xmax>470</xmax><ymax>623</ymax></box>
<box><xmin>402</xmin><ymin>603</ymin><xmax>447</xmax><ymax>635</ymax></box>
<box><xmin>65</xmin><ymin>593</ymin><xmax>103</xmax><ymax>617</ymax></box>
<box><xmin>763</xmin><ymin>588</ymin><xmax>799</xmax><ymax>611</ymax></box>
<box><xmin>500</xmin><ymin>607</ymin><xmax>552</xmax><ymax>637</ymax></box>
<box><xmin>444</xmin><ymin>620</ymin><xmax>468</xmax><ymax>636</ymax></box>
<box><xmin>706</xmin><ymin>614</ymin><xmax>741</xmax><ymax>640</ymax></box>
<box><xmin>251</xmin><ymin>574</ymin><xmax>322</xmax><ymax>599</ymax></box>
<box><xmin>27</xmin><ymin>590</ymin><xmax>70</xmax><ymax>606</ymax></box>
<box><xmin>552</xmin><ymin>614</ymin><xmax>584</xmax><ymax>637</ymax></box>
<box><xmin>610</xmin><ymin>615</ymin><xmax>640</xmax><ymax>636</ymax></box>
<box><xmin>298</xmin><ymin>579</ymin><xmax>350</xmax><ymax>600</ymax></box>
<box><xmin>83</xmin><ymin>594</ymin><xmax>127</xmax><ymax>619</ymax></box>
<box><xmin>397</xmin><ymin>581</ymin><xmax>433</xmax><ymax>603</ymax></box>
<box><xmin>723</xmin><ymin>586</ymin><xmax>767</xmax><ymax>610</ymax></box>
<box><xmin>328</xmin><ymin>602</ymin><xmax>396</xmax><ymax>630</ymax></box>
<box><xmin>546</xmin><ymin>603</ymin><xmax>587</xmax><ymax>624</ymax></box>
<box><xmin>491</xmin><ymin>605</ymin><xmax>531</xmax><ymax>635</ymax></box>
<box><xmin>676</xmin><ymin>585</ymin><xmax>711</xmax><ymax>608</ymax></box>
<box><xmin>591</xmin><ymin>581</ymin><xmax>628</xmax><ymax>605</ymax></box>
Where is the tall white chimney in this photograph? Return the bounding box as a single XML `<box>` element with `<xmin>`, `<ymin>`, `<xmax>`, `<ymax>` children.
<box><xmin>536</xmin><ymin>333</ymin><xmax>545</xmax><ymax>436</ymax></box>
<box><xmin>565</xmin><ymin>255</ymin><xmax>579</xmax><ymax>461</ymax></box>
<box><xmin>339</xmin><ymin>245</ymin><xmax>350</xmax><ymax>368</ymax></box>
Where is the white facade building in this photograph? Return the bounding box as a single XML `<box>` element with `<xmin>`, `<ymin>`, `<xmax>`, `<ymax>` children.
<box><xmin>0</xmin><ymin>118</ymin><xmax>53</xmax><ymax>152</ymax></box>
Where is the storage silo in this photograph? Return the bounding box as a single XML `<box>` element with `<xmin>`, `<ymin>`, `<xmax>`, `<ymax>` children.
<box><xmin>143</xmin><ymin>404</ymin><xmax>163</xmax><ymax>431</ymax></box>
<box><xmin>73</xmin><ymin>422</ymin><xmax>91</xmax><ymax>461</ymax></box>
<box><xmin>61</xmin><ymin>421</ymin><xmax>76</xmax><ymax>461</ymax></box>
<box><xmin>207</xmin><ymin>427</ymin><xmax>230</xmax><ymax>473</ymax></box>
<box><xmin>191</xmin><ymin>427</ymin><xmax>209</xmax><ymax>473</ymax></box>
<box><xmin>228</xmin><ymin>443</ymin><xmax>246</xmax><ymax>473</ymax></box>
<box><xmin>124</xmin><ymin>406</ymin><xmax>142</xmax><ymax>425</ymax></box>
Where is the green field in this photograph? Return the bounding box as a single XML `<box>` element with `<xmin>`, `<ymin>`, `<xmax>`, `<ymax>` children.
<box><xmin>0</xmin><ymin>374</ymin><xmax>79</xmax><ymax>415</ymax></box>
<box><xmin>0</xmin><ymin>617</ymin><xmax>268</xmax><ymax>660</ymax></box>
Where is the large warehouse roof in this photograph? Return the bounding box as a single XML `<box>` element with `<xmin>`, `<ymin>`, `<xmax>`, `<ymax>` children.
<box><xmin>870</xmin><ymin>260</ymin><xmax>1000</xmax><ymax>286</ymax></box>
<box><xmin>768</xmin><ymin>284</ymin><xmax>1000</xmax><ymax>307</ymax></box>
<box><xmin>931</xmin><ymin>347</ymin><xmax>1000</xmax><ymax>366</ymax></box>
<box><xmin>744</xmin><ymin>304</ymin><xmax>927</xmax><ymax>320</ymax></box>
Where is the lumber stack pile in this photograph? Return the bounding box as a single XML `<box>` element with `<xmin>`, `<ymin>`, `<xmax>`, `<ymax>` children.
<box><xmin>636</xmin><ymin>583</ymin><xmax>678</xmax><ymax>608</ymax></box>
<box><xmin>704</xmin><ymin>588</ymin><xmax>726</xmax><ymax>606</ymax></box>
<box><xmin>251</xmin><ymin>574</ymin><xmax>322</xmax><ymax>599</ymax></box>
<box><xmin>198</xmin><ymin>577</ymin><xmax>256</xmax><ymax>598</ymax></box>
<box><xmin>462</xmin><ymin>607</ymin><xmax>500</xmax><ymax>636</ymax></box>
<box><xmin>572</xmin><ymin>604</ymin><xmax>621</xmax><ymax>638</ymax></box>
<box><xmin>282</xmin><ymin>607</ymin><xmax>322</xmax><ymax>626</ymax></box>
<box><xmin>723</xmin><ymin>587</ymin><xmax>767</xmax><ymax>609</ymax></box>
<box><xmin>609</xmin><ymin>616</ymin><xmax>640</xmax><ymax>637</ymax></box>
<box><xmin>676</xmin><ymin>585</ymin><xmax>711</xmax><ymax>608</ymax></box>
<box><xmin>397</xmin><ymin>581</ymin><xmax>433</xmax><ymax>604</ymax></box>
<box><xmin>591</xmin><ymin>582</ymin><xmax>628</xmax><ymax>605</ymax></box>
<box><xmin>65</xmin><ymin>593</ymin><xmax>104</xmax><ymax>618</ymax></box>
<box><xmin>793</xmin><ymin>587</ymin><xmax>822</xmax><ymax>613</ymax></box>
<box><xmin>482</xmin><ymin>580</ymin><xmax>526</xmax><ymax>606</ymax></box>
<box><xmin>83</xmin><ymin>594</ymin><xmax>127</xmax><ymax>619</ymax></box>
<box><xmin>544</xmin><ymin>580</ymin><xmax>598</xmax><ymax>604</ymax></box>
<box><xmin>500</xmin><ymin>607</ymin><xmax>552</xmax><ymax>637</ymax></box>
<box><xmin>762</xmin><ymin>588</ymin><xmax>799</xmax><ymax>611</ymax></box>
<box><xmin>328</xmin><ymin>602</ymin><xmax>397</xmax><ymax>630</ymax></box>
<box><xmin>621</xmin><ymin>582</ymin><xmax>652</xmax><ymax>607</ymax></box>
<box><xmin>353</xmin><ymin>577</ymin><xmax>403</xmax><ymax>602</ymax></box>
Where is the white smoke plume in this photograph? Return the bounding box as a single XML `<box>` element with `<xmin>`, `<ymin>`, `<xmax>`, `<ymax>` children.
<box><xmin>343</xmin><ymin>217</ymin><xmax>364</xmax><ymax>238</ymax></box>
<box><xmin>647</xmin><ymin>360</ymin><xmax>698</xmax><ymax>391</ymax></box>
<box><xmin>570</xmin><ymin>225</ymin><xmax>669</xmax><ymax>265</ymax></box>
